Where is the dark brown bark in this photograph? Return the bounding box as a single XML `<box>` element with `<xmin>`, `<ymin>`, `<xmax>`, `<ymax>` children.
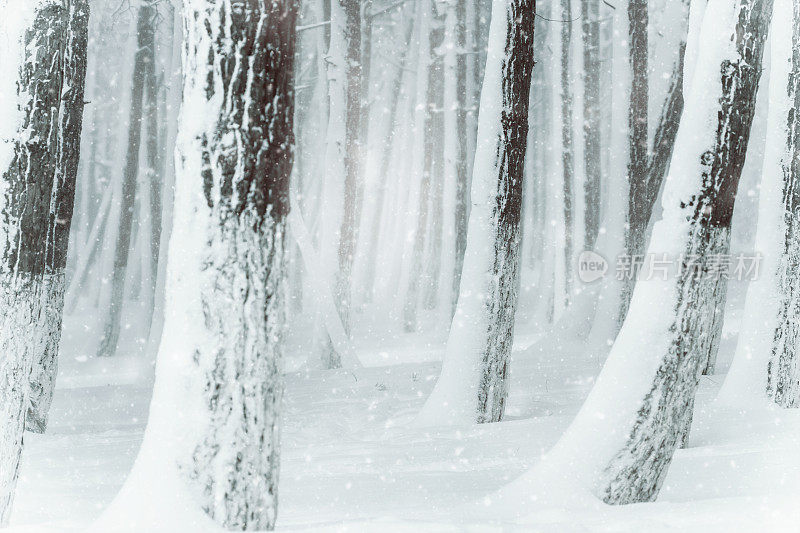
<box><xmin>474</xmin><ymin>0</ymin><xmax>536</xmax><ymax>423</ymax></box>
<box><xmin>26</xmin><ymin>0</ymin><xmax>90</xmax><ymax>434</ymax></box>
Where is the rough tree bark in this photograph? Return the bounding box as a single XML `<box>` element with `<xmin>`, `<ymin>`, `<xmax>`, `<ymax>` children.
<box><xmin>122</xmin><ymin>0</ymin><xmax>297</xmax><ymax>528</ymax></box>
<box><xmin>97</xmin><ymin>2</ymin><xmax>155</xmax><ymax>357</ymax></box>
<box><xmin>417</xmin><ymin>0</ymin><xmax>535</xmax><ymax>426</ymax></box>
<box><xmin>0</xmin><ymin>0</ymin><xmax>71</xmax><ymax>521</ymax></box>
<box><xmin>619</xmin><ymin>0</ymin><xmax>648</xmax><ymax>321</ymax></box>
<box><xmin>768</xmin><ymin>0</ymin><xmax>800</xmax><ymax>407</ymax></box>
<box><xmin>27</xmin><ymin>0</ymin><xmax>90</xmax><ymax>434</ymax></box>
<box><xmin>560</xmin><ymin>0</ymin><xmax>575</xmax><ymax>302</ymax></box>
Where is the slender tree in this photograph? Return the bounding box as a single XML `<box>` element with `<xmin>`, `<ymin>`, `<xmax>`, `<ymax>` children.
<box><xmin>581</xmin><ymin>0</ymin><xmax>601</xmax><ymax>249</ymax></box>
<box><xmin>97</xmin><ymin>1</ymin><xmax>157</xmax><ymax>357</ymax></box>
<box><xmin>417</xmin><ymin>0</ymin><xmax>536</xmax><ymax>425</ymax></box>
<box><xmin>315</xmin><ymin>0</ymin><xmax>362</xmax><ymax>367</ymax></box>
<box><xmin>27</xmin><ymin>0</ymin><xmax>90</xmax><ymax>434</ymax></box>
<box><xmin>619</xmin><ymin>0</ymin><xmax>648</xmax><ymax>320</ymax></box>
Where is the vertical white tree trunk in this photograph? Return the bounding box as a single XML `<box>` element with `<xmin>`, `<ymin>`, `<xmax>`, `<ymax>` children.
<box><xmin>416</xmin><ymin>0</ymin><xmax>536</xmax><ymax>426</ymax></box>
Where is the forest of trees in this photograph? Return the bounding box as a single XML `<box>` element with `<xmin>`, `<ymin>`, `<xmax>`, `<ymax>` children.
<box><xmin>0</xmin><ymin>0</ymin><xmax>797</xmax><ymax>530</ymax></box>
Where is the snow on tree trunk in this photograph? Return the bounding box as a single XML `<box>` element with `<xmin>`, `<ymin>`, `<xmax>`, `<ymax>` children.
<box><xmin>494</xmin><ymin>0</ymin><xmax>773</xmax><ymax>507</ymax></box>
<box><xmin>416</xmin><ymin>0</ymin><xmax>535</xmax><ymax>426</ymax></box>
<box><xmin>143</xmin><ymin>0</ymin><xmax>163</xmax><ymax>338</ymax></box>
<box><xmin>97</xmin><ymin>2</ymin><xmax>155</xmax><ymax>358</ymax></box>
<box><xmin>27</xmin><ymin>0</ymin><xmax>89</xmax><ymax>434</ymax></box>
<box><xmin>93</xmin><ymin>1</ymin><xmax>297</xmax><ymax>530</ymax></box>
<box><xmin>722</xmin><ymin>0</ymin><xmax>800</xmax><ymax>408</ymax></box>
<box><xmin>315</xmin><ymin>0</ymin><xmax>362</xmax><ymax>368</ymax></box>
<box><xmin>619</xmin><ymin>0</ymin><xmax>648</xmax><ymax>321</ymax></box>
<box><xmin>0</xmin><ymin>0</ymin><xmax>68</xmax><ymax>521</ymax></box>
<box><xmin>581</xmin><ymin>0</ymin><xmax>601</xmax><ymax>249</ymax></box>
<box><xmin>559</xmin><ymin>0</ymin><xmax>575</xmax><ymax>304</ymax></box>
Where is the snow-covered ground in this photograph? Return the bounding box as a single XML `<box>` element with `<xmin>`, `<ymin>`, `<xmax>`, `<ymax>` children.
<box><xmin>7</xmin><ymin>298</ymin><xmax>800</xmax><ymax>532</ymax></box>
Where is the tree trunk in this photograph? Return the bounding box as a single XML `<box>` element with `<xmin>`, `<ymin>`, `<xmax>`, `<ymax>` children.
<box><xmin>97</xmin><ymin>3</ymin><xmax>155</xmax><ymax>357</ymax></box>
<box><xmin>440</xmin><ymin>0</ymin><xmax>469</xmax><ymax>315</ymax></box>
<box><xmin>0</xmin><ymin>0</ymin><xmax>70</xmax><ymax>521</ymax></box>
<box><xmin>26</xmin><ymin>0</ymin><xmax>89</xmax><ymax>434</ymax></box>
<box><xmin>581</xmin><ymin>0</ymin><xmax>601</xmax><ymax>249</ymax></box>
<box><xmin>403</xmin><ymin>0</ymin><xmax>436</xmax><ymax>332</ymax></box>
<box><xmin>496</xmin><ymin>0</ymin><xmax>773</xmax><ymax>509</ymax></box>
<box><xmin>766</xmin><ymin>1</ymin><xmax>800</xmax><ymax>407</ymax></box>
<box><xmin>104</xmin><ymin>1</ymin><xmax>297</xmax><ymax>529</ymax></box>
<box><xmin>316</xmin><ymin>0</ymin><xmax>362</xmax><ymax>368</ymax></box>
<box><xmin>143</xmin><ymin>0</ymin><xmax>163</xmax><ymax>337</ymax></box>
<box><xmin>417</xmin><ymin>0</ymin><xmax>535</xmax><ymax>426</ymax></box>
<box><xmin>719</xmin><ymin>0</ymin><xmax>800</xmax><ymax>408</ymax></box>
<box><xmin>560</xmin><ymin>0</ymin><xmax>575</xmax><ymax>303</ymax></box>
<box><xmin>619</xmin><ymin>0</ymin><xmax>648</xmax><ymax>320</ymax></box>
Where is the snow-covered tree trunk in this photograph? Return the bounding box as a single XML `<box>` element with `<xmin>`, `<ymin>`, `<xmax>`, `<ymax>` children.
<box><xmin>497</xmin><ymin>0</ymin><xmax>773</xmax><ymax>507</ymax></box>
<box><xmin>316</xmin><ymin>0</ymin><xmax>362</xmax><ymax>368</ymax></box>
<box><xmin>765</xmin><ymin>1</ymin><xmax>800</xmax><ymax>406</ymax></box>
<box><xmin>417</xmin><ymin>0</ymin><xmax>535</xmax><ymax>426</ymax></box>
<box><xmin>143</xmin><ymin>0</ymin><xmax>163</xmax><ymax>336</ymax></box>
<box><xmin>97</xmin><ymin>2</ymin><xmax>155</xmax><ymax>357</ymax></box>
<box><xmin>559</xmin><ymin>0</ymin><xmax>575</xmax><ymax>303</ymax></box>
<box><xmin>95</xmin><ymin>1</ymin><xmax>297</xmax><ymax>530</ymax></box>
<box><xmin>724</xmin><ymin>0</ymin><xmax>800</xmax><ymax>408</ymax></box>
<box><xmin>0</xmin><ymin>0</ymin><xmax>69</xmax><ymax>521</ymax></box>
<box><xmin>581</xmin><ymin>0</ymin><xmax>601</xmax><ymax>249</ymax></box>
<box><xmin>619</xmin><ymin>0</ymin><xmax>648</xmax><ymax>320</ymax></box>
<box><xmin>27</xmin><ymin>0</ymin><xmax>89</xmax><ymax>434</ymax></box>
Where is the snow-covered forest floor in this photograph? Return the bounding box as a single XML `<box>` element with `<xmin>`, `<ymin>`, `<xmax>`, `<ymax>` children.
<box><xmin>8</xmin><ymin>291</ymin><xmax>800</xmax><ymax>532</ymax></box>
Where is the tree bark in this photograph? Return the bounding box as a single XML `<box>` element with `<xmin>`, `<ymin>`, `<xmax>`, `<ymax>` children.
<box><xmin>0</xmin><ymin>0</ymin><xmax>70</xmax><ymax>521</ymax></box>
<box><xmin>417</xmin><ymin>0</ymin><xmax>535</xmax><ymax>426</ymax></box>
<box><xmin>144</xmin><ymin>0</ymin><xmax>297</xmax><ymax>528</ymax></box>
<box><xmin>560</xmin><ymin>0</ymin><xmax>575</xmax><ymax>303</ymax></box>
<box><xmin>619</xmin><ymin>0</ymin><xmax>648</xmax><ymax>321</ymax></box>
<box><xmin>26</xmin><ymin>0</ymin><xmax>89</xmax><ymax>434</ymax></box>
<box><xmin>768</xmin><ymin>0</ymin><xmax>800</xmax><ymax>407</ymax></box>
